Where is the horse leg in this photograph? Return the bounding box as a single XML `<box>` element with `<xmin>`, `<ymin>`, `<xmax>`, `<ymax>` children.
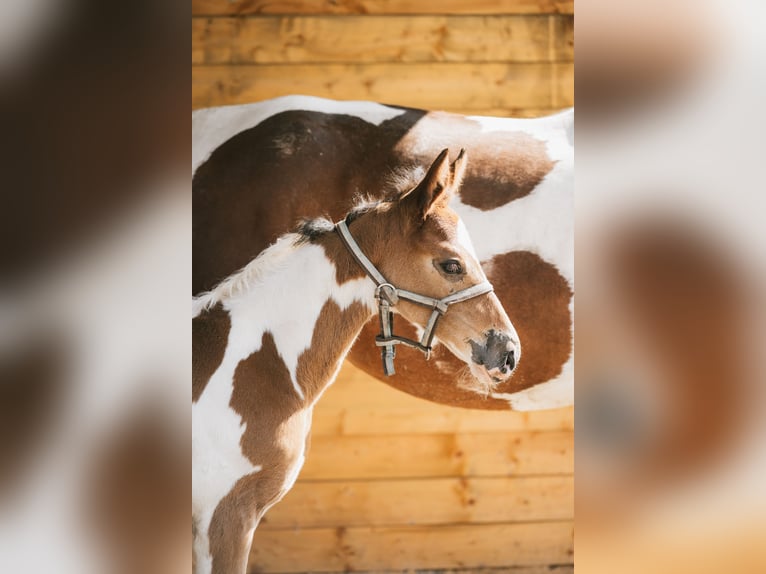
<box><xmin>192</xmin><ymin>485</ymin><xmax>260</xmax><ymax>574</ymax></box>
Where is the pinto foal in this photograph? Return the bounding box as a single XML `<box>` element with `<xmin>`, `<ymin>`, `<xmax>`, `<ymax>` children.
<box><xmin>192</xmin><ymin>150</ymin><xmax>520</xmax><ymax>574</ymax></box>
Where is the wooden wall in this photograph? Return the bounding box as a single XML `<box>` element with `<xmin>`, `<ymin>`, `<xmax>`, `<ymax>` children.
<box><xmin>192</xmin><ymin>2</ymin><xmax>574</xmax><ymax>572</ymax></box>
<box><xmin>192</xmin><ymin>0</ymin><xmax>574</xmax><ymax>117</ymax></box>
<box><xmin>251</xmin><ymin>366</ymin><xmax>574</xmax><ymax>573</ymax></box>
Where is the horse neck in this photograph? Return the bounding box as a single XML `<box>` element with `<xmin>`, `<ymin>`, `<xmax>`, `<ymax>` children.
<box><xmin>225</xmin><ymin>234</ymin><xmax>376</xmax><ymax>406</ymax></box>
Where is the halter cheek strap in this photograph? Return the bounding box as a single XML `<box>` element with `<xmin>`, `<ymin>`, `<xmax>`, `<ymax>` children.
<box><xmin>335</xmin><ymin>219</ymin><xmax>494</xmax><ymax>376</ymax></box>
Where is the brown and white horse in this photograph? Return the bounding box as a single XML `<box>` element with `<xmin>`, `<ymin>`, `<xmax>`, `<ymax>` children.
<box><xmin>192</xmin><ymin>95</ymin><xmax>574</xmax><ymax>411</ymax></box>
<box><xmin>192</xmin><ymin>150</ymin><xmax>519</xmax><ymax>574</ymax></box>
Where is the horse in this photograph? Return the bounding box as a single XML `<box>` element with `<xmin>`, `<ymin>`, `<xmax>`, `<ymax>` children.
<box><xmin>193</xmin><ymin>95</ymin><xmax>574</xmax><ymax>411</ymax></box>
<box><xmin>192</xmin><ymin>149</ymin><xmax>520</xmax><ymax>574</ymax></box>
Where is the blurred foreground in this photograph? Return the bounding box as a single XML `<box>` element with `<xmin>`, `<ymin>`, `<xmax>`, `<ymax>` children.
<box><xmin>577</xmin><ymin>0</ymin><xmax>766</xmax><ymax>572</ymax></box>
<box><xmin>0</xmin><ymin>2</ymin><xmax>188</xmax><ymax>573</ymax></box>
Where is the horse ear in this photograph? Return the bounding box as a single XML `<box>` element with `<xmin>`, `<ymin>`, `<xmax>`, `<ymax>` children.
<box><xmin>449</xmin><ymin>148</ymin><xmax>468</xmax><ymax>192</ymax></box>
<box><xmin>403</xmin><ymin>148</ymin><xmax>467</xmax><ymax>221</ymax></box>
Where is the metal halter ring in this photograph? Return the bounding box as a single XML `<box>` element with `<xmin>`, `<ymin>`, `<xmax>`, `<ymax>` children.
<box><xmin>374</xmin><ymin>283</ymin><xmax>398</xmax><ymax>305</ymax></box>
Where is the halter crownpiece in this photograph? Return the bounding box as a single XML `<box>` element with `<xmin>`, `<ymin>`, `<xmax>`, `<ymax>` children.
<box><xmin>335</xmin><ymin>218</ymin><xmax>494</xmax><ymax>376</ymax></box>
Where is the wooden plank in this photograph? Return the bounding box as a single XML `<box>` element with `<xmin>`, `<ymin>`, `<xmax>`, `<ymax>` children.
<box><xmin>456</xmin><ymin>107</ymin><xmax>570</xmax><ymax>117</ymax></box>
<box><xmin>249</xmin><ymin>521</ymin><xmax>574</xmax><ymax>572</ymax></box>
<box><xmin>192</xmin><ymin>62</ymin><xmax>573</xmax><ymax>111</ymax></box>
<box><xmin>193</xmin><ymin>1</ymin><xmax>575</xmax><ymax>16</ymax></box>
<box><xmin>308</xmin><ymin>363</ymin><xmax>574</xmax><ymax>436</ymax></box>
<box><xmin>259</xmin><ymin>476</ymin><xmax>573</xmax><ymax>529</ymax></box>
<box><xmin>192</xmin><ymin>15</ymin><xmax>574</xmax><ymax>64</ymax></box>
<box><xmin>317</xmin><ymin>362</ymin><xmax>559</xmax><ymax>410</ymax></box>
<box><xmin>317</xmin><ymin>568</ymin><xmax>574</xmax><ymax>574</ymax></box>
<box><xmin>300</xmin><ymin>430</ymin><xmax>573</xmax><ymax>479</ymax></box>
<box><xmin>311</xmin><ymin>405</ymin><xmax>574</xmax><ymax>436</ymax></box>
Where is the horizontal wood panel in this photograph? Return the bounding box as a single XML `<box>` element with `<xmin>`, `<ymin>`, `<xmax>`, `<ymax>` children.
<box><xmin>301</xmin><ymin>430</ymin><xmax>573</xmax><ymax>479</ymax></box>
<box><xmin>192</xmin><ymin>15</ymin><xmax>573</xmax><ymax>64</ymax></box>
<box><xmin>192</xmin><ymin>62</ymin><xmax>573</xmax><ymax>111</ymax></box>
<box><xmin>311</xmin><ymin>405</ymin><xmax>574</xmax><ymax>435</ymax></box>
<box><xmin>193</xmin><ymin>0</ymin><xmax>574</xmax><ymax>16</ymax></box>
<box><xmin>259</xmin><ymin>476</ymin><xmax>573</xmax><ymax>529</ymax></box>
<box><xmin>456</xmin><ymin>107</ymin><xmax>568</xmax><ymax>117</ymax></box>
<box><xmin>249</xmin><ymin>521</ymin><xmax>574</xmax><ymax>572</ymax></box>
<box><xmin>310</xmin><ymin>362</ymin><xmax>574</xmax><ymax>435</ymax></box>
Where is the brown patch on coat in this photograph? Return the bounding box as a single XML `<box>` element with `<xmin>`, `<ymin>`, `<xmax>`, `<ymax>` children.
<box><xmin>226</xmin><ymin>298</ymin><xmax>370</xmax><ymax>506</ymax></box>
<box><xmin>192</xmin><ymin>304</ymin><xmax>230</xmax><ymax>402</ymax></box>
<box><xmin>485</xmin><ymin>251</ymin><xmax>573</xmax><ymax>389</ymax></box>
<box><xmin>296</xmin><ymin>300</ymin><xmax>370</xmax><ymax>403</ymax></box>
<box><xmin>193</xmin><ymin>108</ymin><xmax>427</xmax><ymax>294</ymax></box>
<box><xmin>347</xmin><ymin>251</ymin><xmax>573</xmax><ymax>409</ymax></box>
<box><xmin>208</xmin><ymin>473</ymin><xmax>262</xmax><ymax>574</ymax></box>
<box><xmin>88</xmin><ymin>399</ymin><xmax>189</xmax><ymax>574</ymax></box>
<box><xmin>0</xmin><ymin>333</ymin><xmax>68</xmax><ymax>501</ymax></box>
<box><xmin>395</xmin><ymin>112</ymin><xmax>556</xmax><ymax>211</ymax></box>
<box><xmin>231</xmin><ymin>332</ymin><xmax>305</xmax><ymax>469</ymax></box>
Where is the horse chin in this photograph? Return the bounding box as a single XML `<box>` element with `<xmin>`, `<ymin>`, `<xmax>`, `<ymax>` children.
<box><xmin>458</xmin><ymin>361</ymin><xmax>502</xmax><ymax>398</ymax></box>
<box><xmin>437</xmin><ymin>340</ymin><xmax>501</xmax><ymax>397</ymax></box>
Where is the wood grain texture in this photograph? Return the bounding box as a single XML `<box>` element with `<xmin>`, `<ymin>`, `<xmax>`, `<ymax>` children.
<box><xmin>192</xmin><ymin>62</ymin><xmax>573</xmax><ymax>110</ymax></box>
<box><xmin>192</xmin><ymin>15</ymin><xmax>573</xmax><ymax>64</ymax></box>
<box><xmin>311</xmin><ymin>363</ymin><xmax>574</xmax><ymax>435</ymax></box>
<box><xmin>193</xmin><ymin>0</ymin><xmax>575</xmax><ymax>16</ymax></box>
<box><xmin>259</xmin><ymin>476</ymin><xmax>573</xmax><ymax>529</ymax></box>
<box><xmin>311</xmin><ymin>404</ymin><xmax>574</xmax><ymax>435</ymax></box>
<box><xmin>249</xmin><ymin>521</ymin><xmax>574</xmax><ymax>572</ymax></box>
<box><xmin>300</xmin><ymin>430</ymin><xmax>573</xmax><ymax>479</ymax></box>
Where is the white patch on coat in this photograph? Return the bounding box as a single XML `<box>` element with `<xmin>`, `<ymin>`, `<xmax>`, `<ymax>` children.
<box><xmin>452</xmin><ymin>118</ymin><xmax>574</xmax><ymax>287</ymax></box>
<box><xmin>192</xmin><ymin>237</ymin><xmax>375</xmax><ymax>558</ymax></box>
<box><xmin>193</xmin><ymin>95</ymin><xmax>406</xmax><ymax>174</ymax></box>
<box><xmin>193</xmin><ymin>233</ymin><xmax>302</xmax><ymax>318</ymax></box>
<box><xmin>221</xmin><ymin>243</ymin><xmax>374</xmax><ymax>400</ymax></box>
<box><xmin>456</xmin><ymin>218</ymin><xmax>481</xmax><ymax>263</ymax></box>
<box><xmin>491</xmin><ymin>355</ymin><xmax>574</xmax><ymax>410</ymax></box>
<box><xmin>466</xmin><ymin>108</ymin><xmax>574</xmax><ymax>134</ymax></box>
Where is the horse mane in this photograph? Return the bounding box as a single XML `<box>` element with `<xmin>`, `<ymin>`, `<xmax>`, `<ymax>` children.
<box><xmin>192</xmin><ymin>233</ymin><xmax>302</xmax><ymax>317</ymax></box>
<box><xmin>296</xmin><ymin>166</ymin><xmax>422</xmax><ymax>242</ymax></box>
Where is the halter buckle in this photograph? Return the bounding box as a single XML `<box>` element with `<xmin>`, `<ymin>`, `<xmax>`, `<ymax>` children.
<box><xmin>375</xmin><ymin>283</ymin><xmax>398</xmax><ymax>305</ymax></box>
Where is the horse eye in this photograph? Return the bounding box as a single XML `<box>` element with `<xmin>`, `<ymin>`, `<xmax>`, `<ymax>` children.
<box><xmin>440</xmin><ymin>259</ymin><xmax>463</xmax><ymax>275</ymax></box>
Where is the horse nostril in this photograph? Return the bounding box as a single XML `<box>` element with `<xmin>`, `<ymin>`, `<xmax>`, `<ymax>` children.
<box><xmin>503</xmin><ymin>350</ymin><xmax>516</xmax><ymax>372</ymax></box>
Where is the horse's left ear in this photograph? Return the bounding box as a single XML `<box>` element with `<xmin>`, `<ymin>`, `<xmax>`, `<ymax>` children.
<box><xmin>403</xmin><ymin>148</ymin><xmax>468</xmax><ymax>221</ymax></box>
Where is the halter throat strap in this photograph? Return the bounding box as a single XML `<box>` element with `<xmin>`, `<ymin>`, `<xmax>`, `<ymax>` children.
<box><xmin>335</xmin><ymin>219</ymin><xmax>493</xmax><ymax>376</ymax></box>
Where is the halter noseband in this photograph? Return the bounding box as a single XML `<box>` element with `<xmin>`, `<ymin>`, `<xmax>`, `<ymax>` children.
<box><xmin>335</xmin><ymin>219</ymin><xmax>494</xmax><ymax>376</ymax></box>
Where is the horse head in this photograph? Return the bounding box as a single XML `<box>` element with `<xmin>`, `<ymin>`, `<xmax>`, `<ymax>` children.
<box><xmin>341</xmin><ymin>149</ymin><xmax>521</xmax><ymax>392</ymax></box>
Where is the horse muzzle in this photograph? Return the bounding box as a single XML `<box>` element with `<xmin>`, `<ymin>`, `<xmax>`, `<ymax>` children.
<box><xmin>469</xmin><ymin>329</ymin><xmax>521</xmax><ymax>383</ymax></box>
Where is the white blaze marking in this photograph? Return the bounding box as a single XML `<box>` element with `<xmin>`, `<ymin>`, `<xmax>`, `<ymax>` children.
<box><xmin>193</xmin><ymin>95</ymin><xmax>407</xmax><ymax>174</ymax></box>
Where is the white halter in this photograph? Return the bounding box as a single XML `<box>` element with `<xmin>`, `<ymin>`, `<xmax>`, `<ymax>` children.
<box><xmin>335</xmin><ymin>219</ymin><xmax>494</xmax><ymax>376</ymax></box>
